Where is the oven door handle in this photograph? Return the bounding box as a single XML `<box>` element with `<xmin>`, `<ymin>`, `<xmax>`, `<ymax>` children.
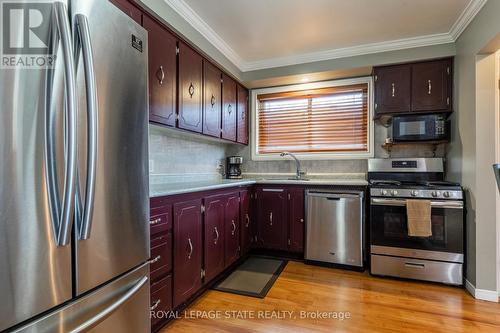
<box><xmin>370</xmin><ymin>198</ymin><xmax>463</xmax><ymax>209</ymax></box>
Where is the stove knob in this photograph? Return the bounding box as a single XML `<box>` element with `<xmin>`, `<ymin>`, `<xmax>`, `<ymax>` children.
<box><xmin>391</xmin><ymin>190</ymin><xmax>398</xmax><ymax>196</ymax></box>
<box><xmin>411</xmin><ymin>190</ymin><xmax>419</xmax><ymax>197</ymax></box>
<box><xmin>381</xmin><ymin>190</ymin><xmax>388</xmax><ymax>196</ymax></box>
<box><xmin>431</xmin><ymin>191</ymin><xmax>438</xmax><ymax>197</ymax></box>
<box><xmin>443</xmin><ymin>191</ymin><xmax>450</xmax><ymax>198</ymax></box>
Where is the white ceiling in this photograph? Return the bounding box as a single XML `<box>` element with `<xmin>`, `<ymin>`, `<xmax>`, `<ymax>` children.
<box><xmin>166</xmin><ymin>0</ymin><xmax>487</xmax><ymax>71</ymax></box>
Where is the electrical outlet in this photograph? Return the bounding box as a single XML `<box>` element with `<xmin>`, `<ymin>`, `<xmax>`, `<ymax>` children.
<box><xmin>149</xmin><ymin>160</ymin><xmax>154</xmax><ymax>173</ymax></box>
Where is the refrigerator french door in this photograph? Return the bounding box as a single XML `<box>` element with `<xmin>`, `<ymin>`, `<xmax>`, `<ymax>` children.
<box><xmin>0</xmin><ymin>1</ymin><xmax>150</xmax><ymax>332</ymax></box>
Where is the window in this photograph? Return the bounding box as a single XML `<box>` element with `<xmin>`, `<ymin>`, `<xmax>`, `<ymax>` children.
<box><xmin>251</xmin><ymin>77</ymin><xmax>373</xmax><ymax>160</ymax></box>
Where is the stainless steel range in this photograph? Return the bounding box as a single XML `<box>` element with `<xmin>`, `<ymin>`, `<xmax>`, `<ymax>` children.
<box><xmin>368</xmin><ymin>158</ymin><xmax>464</xmax><ymax>285</ymax></box>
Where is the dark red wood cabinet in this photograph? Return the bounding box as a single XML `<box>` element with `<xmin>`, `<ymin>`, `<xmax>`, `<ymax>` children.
<box><xmin>178</xmin><ymin>42</ymin><xmax>203</xmax><ymax>133</ymax></box>
<box><xmin>256</xmin><ymin>188</ymin><xmax>287</xmax><ymax>251</ymax></box>
<box><xmin>173</xmin><ymin>199</ymin><xmax>203</xmax><ymax>308</ymax></box>
<box><xmin>374</xmin><ymin>64</ymin><xmax>411</xmax><ymax>115</ymax></box>
<box><xmin>109</xmin><ymin>0</ymin><xmax>142</xmax><ymax>24</ymax></box>
<box><xmin>239</xmin><ymin>189</ymin><xmax>252</xmax><ymax>255</ymax></box>
<box><xmin>236</xmin><ymin>84</ymin><xmax>249</xmax><ymax>144</ymax></box>
<box><xmin>222</xmin><ymin>74</ymin><xmax>237</xmax><ymax>141</ymax></box>
<box><xmin>143</xmin><ymin>15</ymin><xmax>177</xmax><ymax>127</ymax></box>
<box><xmin>288</xmin><ymin>188</ymin><xmax>305</xmax><ymax>252</ymax></box>
<box><xmin>224</xmin><ymin>193</ymin><xmax>240</xmax><ymax>267</ymax></box>
<box><xmin>203</xmin><ymin>60</ymin><xmax>222</xmax><ymax>137</ymax></box>
<box><xmin>411</xmin><ymin>59</ymin><xmax>452</xmax><ymax>112</ymax></box>
<box><xmin>374</xmin><ymin>58</ymin><xmax>453</xmax><ymax>116</ymax></box>
<box><xmin>203</xmin><ymin>194</ymin><xmax>226</xmax><ymax>282</ymax></box>
<box><xmin>150</xmin><ymin>275</ymin><xmax>172</xmax><ymax>327</ymax></box>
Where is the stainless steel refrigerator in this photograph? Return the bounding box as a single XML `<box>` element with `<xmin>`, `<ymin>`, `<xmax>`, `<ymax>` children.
<box><xmin>0</xmin><ymin>0</ymin><xmax>150</xmax><ymax>331</ymax></box>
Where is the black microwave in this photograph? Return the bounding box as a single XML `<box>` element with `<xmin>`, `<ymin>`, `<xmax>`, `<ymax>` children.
<box><xmin>392</xmin><ymin>114</ymin><xmax>450</xmax><ymax>142</ymax></box>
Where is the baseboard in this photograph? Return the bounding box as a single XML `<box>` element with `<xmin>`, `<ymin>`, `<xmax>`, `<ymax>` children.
<box><xmin>465</xmin><ymin>279</ymin><xmax>499</xmax><ymax>302</ymax></box>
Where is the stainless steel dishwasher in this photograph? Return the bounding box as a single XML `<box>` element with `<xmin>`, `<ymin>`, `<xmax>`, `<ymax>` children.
<box><xmin>305</xmin><ymin>190</ymin><xmax>364</xmax><ymax>268</ymax></box>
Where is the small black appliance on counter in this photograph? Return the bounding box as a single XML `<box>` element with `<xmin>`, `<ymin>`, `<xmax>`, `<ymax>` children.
<box><xmin>226</xmin><ymin>156</ymin><xmax>243</xmax><ymax>179</ymax></box>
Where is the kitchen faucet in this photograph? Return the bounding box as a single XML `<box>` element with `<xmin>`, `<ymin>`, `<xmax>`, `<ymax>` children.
<box><xmin>280</xmin><ymin>152</ymin><xmax>306</xmax><ymax>180</ymax></box>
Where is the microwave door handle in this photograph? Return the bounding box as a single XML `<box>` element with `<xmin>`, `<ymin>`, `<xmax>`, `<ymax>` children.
<box><xmin>74</xmin><ymin>14</ymin><xmax>98</xmax><ymax>241</ymax></box>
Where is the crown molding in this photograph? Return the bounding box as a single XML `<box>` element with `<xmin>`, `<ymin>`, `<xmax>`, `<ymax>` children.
<box><xmin>449</xmin><ymin>0</ymin><xmax>488</xmax><ymax>40</ymax></box>
<box><xmin>164</xmin><ymin>0</ymin><xmax>487</xmax><ymax>72</ymax></box>
<box><xmin>163</xmin><ymin>0</ymin><xmax>244</xmax><ymax>69</ymax></box>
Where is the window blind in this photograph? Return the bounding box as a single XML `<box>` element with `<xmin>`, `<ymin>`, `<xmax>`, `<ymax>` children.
<box><xmin>257</xmin><ymin>83</ymin><xmax>369</xmax><ymax>154</ymax></box>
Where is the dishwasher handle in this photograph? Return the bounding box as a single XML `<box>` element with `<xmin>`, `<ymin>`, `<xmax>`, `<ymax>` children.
<box><xmin>306</xmin><ymin>191</ymin><xmax>363</xmax><ymax>200</ymax></box>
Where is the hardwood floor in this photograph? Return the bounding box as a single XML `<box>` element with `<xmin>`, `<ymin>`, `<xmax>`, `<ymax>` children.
<box><xmin>160</xmin><ymin>261</ymin><xmax>500</xmax><ymax>333</ymax></box>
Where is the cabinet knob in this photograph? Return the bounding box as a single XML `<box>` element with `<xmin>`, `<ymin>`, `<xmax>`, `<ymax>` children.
<box><xmin>428</xmin><ymin>80</ymin><xmax>432</xmax><ymax>95</ymax></box>
<box><xmin>150</xmin><ymin>299</ymin><xmax>161</xmax><ymax>311</ymax></box>
<box><xmin>391</xmin><ymin>83</ymin><xmax>395</xmax><ymax>97</ymax></box>
<box><xmin>214</xmin><ymin>226</ymin><xmax>219</xmax><ymax>245</ymax></box>
<box><xmin>149</xmin><ymin>255</ymin><xmax>161</xmax><ymax>264</ymax></box>
<box><xmin>156</xmin><ymin>65</ymin><xmax>165</xmax><ymax>85</ymax></box>
<box><xmin>149</xmin><ymin>217</ymin><xmax>161</xmax><ymax>225</ymax></box>
<box><xmin>188</xmin><ymin>83</ymin><xmax>195</xmax><ymax>97</ymax></box>
<box><xmin>245</xmin><ymin>214</ymin><xmax>250</xmax><ymax>228</ymax></box>
<box><xmin>187</xmin><ymin>238</ymin><xmax>193</xmax><ymax>259</ymax></box>
<box><xmin>231</xmin><ymin>220</ymin><xmax>236</xmax><ymax>235</ymax></box>
<box><xmin>269</xmin><ymin>212</ymin><xmax>273</xmax><ymax>226</ymax></box>
<box><xmin>228</xmin><ymin>104</ymin><xmax>232</xmax><ymax>114</ymax></box>
<box><xmin>211</xmin><ymin>94</ymin><xmax>216</xmax><ymax>107</ymax></box>
<box><xmin>300</xmin><ymin>218</ymin><xmax>304</xmax><ymax>223</ymax></box>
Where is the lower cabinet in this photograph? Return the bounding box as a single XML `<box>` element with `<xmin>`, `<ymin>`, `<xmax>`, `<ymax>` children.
<box><xmin>173</xmin><ymin>199</ymin><xmax>203</xmax><ymax>308</ymax></box>
<box><xmin>256</xmin><ymin>188</ymin><xmax>287</xmax><ymax>251</ymax></box>
<box><xmin>224</xmin><ymin>192</ymin><xmax>241</xmax><ymax>267</ymax></box>
<box><xmin>255</xmin><ymin>186</ymin><xmax>305</xmax><ymax>253</ymax></box>
<box><xmin>239</xmin><ymin>189</ymin><xmax>252</xmax><ymax>255</ymax></box>
<box><xmin>203</xmin><ymin>195</ymin><xmax>226</xmax><ymax>282</ymax></box>
<box><xmin>150</xmin><ymin>275</ymin><xmax>172</xmax><ymax>328</ymax></box>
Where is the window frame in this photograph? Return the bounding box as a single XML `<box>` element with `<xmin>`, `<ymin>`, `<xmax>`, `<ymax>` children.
<box><xmin>250</xmin><ymin>76</ymin><xmax>374</xmax><ymax>161</ymax></box>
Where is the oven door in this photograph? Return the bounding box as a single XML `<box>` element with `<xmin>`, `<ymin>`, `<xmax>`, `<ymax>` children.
<box><xmin>370</xmin><ymin>198</ymin><xmax>463</xmax><ymax>255</ymax></box>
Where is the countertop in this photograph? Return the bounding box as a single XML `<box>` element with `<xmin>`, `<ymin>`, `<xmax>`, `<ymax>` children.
<box><xmin>150</xmin><ymin>178</ymin><xmax>368</xmax><ymax>197</ymax></box>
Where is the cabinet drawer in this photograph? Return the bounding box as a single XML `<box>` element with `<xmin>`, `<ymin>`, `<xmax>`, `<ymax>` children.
<box><xmin>150</xmin><ymin>275</ymin><xmax>172</xmax><ymax>327</ymax></box>
<box><xmin>150</xmin><ymin>235</ymin><xmax>172</xmax><ymax>281</ymax></box>
<box><xmin>150</xmin><ymin>204</ymin><xmax>172</xmax><ymax>236</ymax></box>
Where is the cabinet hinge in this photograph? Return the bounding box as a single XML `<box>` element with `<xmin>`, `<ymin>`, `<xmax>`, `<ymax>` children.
<box><xmin>288</xmin><ymin>239</ymin><xmax>291</xmax><ymax>246</ymax></box>
<box><xmin>176</xmin><ymin>46</ymin><xmax>179</xmax><ymax>55</ymax></box>
<box><xmin>288</xmin><ymin>193</ymin><xmax>291</xmax><ymax>200</ymax></box>
<box><xmin>374</xmin><ymin>75</ymin><xmax>378</xmax><ymax>81</ymax></box>
<box><xmin>201</xmin><ymin>269</ymin><xmax>205</xmax><ymax>279</ymax></box>
<box><xmin>447</xmin><ymin>66</ymin><xmax>450</xmax><ymax>75</ymax></box>
<box><xmin>446</xmin><ymin>97</ymin><xmax>450</xmax><ymax>106</ymax></box>
<box><xmin>176</xmin><ymin>114</ymin><xmax>179</xmax><ymax>121</ymax></box>
<box><xmin>221</xmin><ymin>78</ymin><xmax>223</xmax><ymax>83</ymax></box>
<box><xmin>201</xmin><ymin>205</ymin><xmax>205</xmax><ymax>213</ymax></box>
<box><xmin>375</xmin><ymin>103</ymin><xmax>378</xmax><ymax>110</ymax></box>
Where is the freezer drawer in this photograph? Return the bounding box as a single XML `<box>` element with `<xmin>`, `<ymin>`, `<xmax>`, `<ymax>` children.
<box><xmin>371</xmin><ymin>254</ymin><xmax>463</xmax><ymax>285</ymax></box>
<box><xmin>305</xmin><ymin>190</ymin><xmax>364</xmax><ymax>267</ymax></box>
<box><xmin>12</xmin><ymin>263</ymin><xmax>150</xmax><ymax>333</ymax></box>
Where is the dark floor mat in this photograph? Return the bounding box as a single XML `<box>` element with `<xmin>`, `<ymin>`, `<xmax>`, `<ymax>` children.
<box><xmin>213</xmin><ymin>256</ymin><xmax>287</xmax><ymax>298</ymax></box>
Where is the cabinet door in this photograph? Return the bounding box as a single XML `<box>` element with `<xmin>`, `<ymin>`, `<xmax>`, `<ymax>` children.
<box><xmin>222</xmin><ymin>74</ymin><xmax>237</xmax><ymax>141</ymax></box>
<box><xmin>203</xmin><ymin>195</ymin><xmax>225</xmax><ymax>282</ymax></box>
<box><xmin>173</xmin><ymin>199</ymin><xmax>202</xmax><ymax>308</ymax></box>
<box><xmin>224</xmin><ymin>193</ymin><xmax>240</xmax><ymax>267</ymax></box>
<box><xmin>374</xmin><ymin>64</ymin><xmax>411</xmax><ymax>115</ymax></box>
<box><xmin>178</xmin><ymin>42</ymin><xmax>203</xmax><ymax>133</ymax></box>
<box><xmin>203</xmin><ymin>61</ymin><xmax>222</xmax><ymax>137</ymax></box>
<box><xmin>239</xmin><ymin>189</ymin><xmax>251</xmax><ymax>255</ymax></box>
<box><xmin>143</xmin><ymin>15</ymin><xmax>177</xmax><ymax>126</ymax></box>
<box><xmin>288</xmin><ymin>189</ymin><xmax>305</xmax><ymax>253</ymax></box>
<box><xmin>109</xmin><ymin>0</ymin><xmax>142</xmax><ymax>24</ymax></box>
<box><xmin>236</xmin><ymin>85</ymin><xmax>249</xmax><ymax>144</ymax></box>
<box><xmin>411</xmin><ymin>59</ymin><xmax>452</xmax><ymax>112</ymax></box>
<box><xmin>257</xmin><ymin>188</ymin><xmax>287</xmax><ymax>250</ymax></box>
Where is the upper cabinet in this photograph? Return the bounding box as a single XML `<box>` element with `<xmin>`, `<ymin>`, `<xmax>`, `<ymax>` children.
<box><xmin>203</xmin><ymin>60</ymin><xmax>222</xmax><ymax>138</ymax></box>
<box><xmin>109</xmin><ymin>0</ymin><xmax>142</xmax><ymax>24</ymax></box>
<box><xmin>374</xmin><ymin>58</ymin><xmax>453</xmax><ymax>117</ymax></box>
<box><xmin>222</xmin><ymin>74</ymin><xmax>237</xmax><ymax>141</ymax></box>
<box><xmin>143</xmin><ymin>15</ymin><xmax>177</xmax><ymax>127</ymax></box>
<box><xmin>411</xmin><ymin>59</ymin><xmax>452</xmax><ymax>112</ymax></box>
<box><xmin>236</xmin><ymin>84</ymin><xmax>249</xmax><ymax>145</ymax></box>
<box><xmin>374</xmin><ymin>64</ymin><xmax>411</xmax><ymax>115</ymax></box>
<box><xmin>178</xmin><ymin>42</ymin><xmax>203</xmax><ymax>133</ymax></box>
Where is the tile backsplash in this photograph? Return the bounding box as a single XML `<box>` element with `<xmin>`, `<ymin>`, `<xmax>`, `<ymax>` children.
<box><xmin>149</xmin><ymin>121</ymin><xmax>446</xmax><ymax>183</ymax></box>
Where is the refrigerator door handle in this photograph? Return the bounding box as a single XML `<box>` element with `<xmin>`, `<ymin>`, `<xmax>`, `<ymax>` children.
<box><xmin>74</xmin><ymin>14</ymin><xmax>98</xmax><ymax>240</ymax></box>
<box><xmin>68</xmin><ymin>276</ymin><xmax>148</xmax><ymax>333</ymax></box>
<box><xmin>45</xmin><ymin>2</ymin><xmax>77</xmax><ymax>247</ymax></box>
